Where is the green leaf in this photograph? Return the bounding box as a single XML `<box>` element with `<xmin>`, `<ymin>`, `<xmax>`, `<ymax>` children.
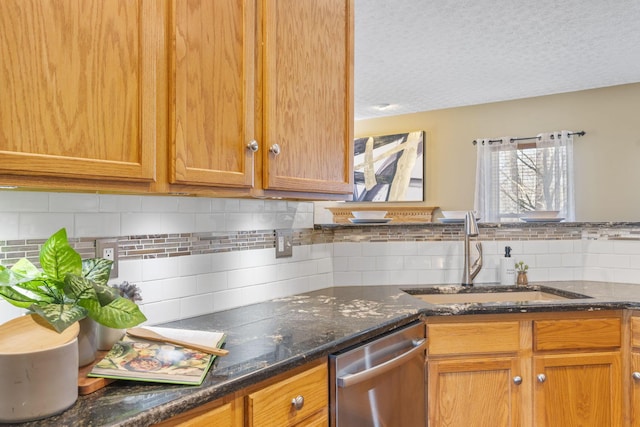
<box><xmin>93</xmin><ymin>282</ymin><xmax>121</xmax><ymax>306</ymax></box>
<box><xmin>63</xmin><ymin>274</ymin><xmax>98</xmax><ymax>302</ymax></box>
<box><xmin>29</xmin><ymin>303</ymin><xmax>87</xmax><ymax>333</ymax></box>
<box><xmin>40</xmin><ymin>228</ymin><xmax>82</xmax><ymax>280</ymax></box>
<box><xmin>82</xmin><ymin>258</ymin><xmax>113</xmax><ymax>286</ymax></box>
<box><xmin>0</xmin><ymin>286</ymin><xmax>42</xmax><ymax>308</ymax></box>
<box><xmin>80</xmin><ymin>296</ymin><xmax>147</xmax><ymax>329</ymax></box>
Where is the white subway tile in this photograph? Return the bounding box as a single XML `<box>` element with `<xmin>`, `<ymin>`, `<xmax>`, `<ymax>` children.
<box><xmin>142</xmin><ymin>196</ymin><xmax>179</xmax><ymax>212</ymax></box>
<box><xmin>121</xmin><ymin>213</ymin><xmax>163</xmax><ymax>235</ymax></box>
<box><xmin>598</xmin><ymin>253</ymin><xmax>630</xmax><ymax>269</ymax></box>
<box><xmin>308</xmin><ymin>273</ymin><xmax>333</xmax><ymax>291</ymax></box>
<box><xmin>180</xmin><ymin>294</ymin><xmax>214</xmax><ymax>318</ymax></box>
<box><xmin>522</xmin><ymin>240</ymin><xmax>549</xmax><ymax>254</ymax></box>
<box><xmin>333</xmin><ymin>271</ymin><xmax>362</xmax><ymax>286</ymax></box>
<box><xmin>116</xmin><ymin>259</ymin><xmax>143</xmax><ymax>283</ymax></box>
<box><xmin>254</xmin><ymin>212</ymin><xmax>277</xmax><ymax>230</ymax></box>
<box><xmin>348</xmin><ymin>256</ymin><xmax>376</xmax><ymax>271</ymax></box>
<box><xmin>195</xmin><ymin>213</ymin><xmax>226</xmax><ymax>232</ymax></box>
<box><xmin>49</xmin><ymin>193</ymin><xmax>99</xmax><ymax>212</ymax></box>
<box><xmin>178</xmin><ymin>253</ymin><xmax>212</xmax><ymax>276</ymax></box>
<box><xmin>334</xmin><ymin>242</ymin><xmax>362</xmax><ymax>257</ymax></box>
<box><xmin>140</xmin><ymin>299</ymin><xmax>181</xmax><ymax>325</ymax></box>
<box><xmin>178</xmin><ymin>197</ymin><xmax>211</xmax><ymax>213</ymax></box>
<box><xmin>211</xmin><ymin>251</ymin><xmax>243</xmax><ymax>271</ymax></box>
<box><xmin>0</xmin><ymin>191</ymin><xmax>49</xmax><ymax>212</ymax></box>
<box><xmin>19</xmin><ymin>213</ymin><xmax>74</xmax><ymax>239</ymax></box>
<box><xmin>99</xmin><ymin>194</ymin><xmax>142</xmax><ymax>212</ymax></box>
<box><xmin>375</xmin><ymin>255</ymin><xmax>404</xmax><ymax>270</ymax></box>
<box><xmin>212</xmin><ymin>288</ymin><xmax>246</xmax><ymax>312</ymax></box>
<box><xmin>225</xmin><ymin>212</ymin><xmax>254</xmax><ymax>231</ymax></box>
<box><xmin>0</xmin><ymin>214</ymin><xmax>20</xmax><ymax>240</ymax></box>
<box><xmin>404</xmin><ymin>255</ymin><xmax>432</xmax><ymax>270</ymax></box>
<box><xmin>228</xmin><ymin>265</ymin><xmax>277</xmax><ymax>288</ymax></box>
<box><xmin>141</xmin><ymin>257</ymin><xmax>180</xmax><ymax>281</ymax></box>
<box><xmin>196</xmin><ymin>272</ymin><xmax>229</xmax><ymax>293</ymax></box>
<box><xmin>75</xmin><ymin>213</ymin><xmax>120</xmax><ymax>237</ymax></box>
<box><xmin>161</xmin><ymin>213</ymin><xmax>196</xmax><ymax>234</ymax></box>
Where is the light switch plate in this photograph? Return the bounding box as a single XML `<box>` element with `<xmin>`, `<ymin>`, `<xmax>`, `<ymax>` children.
<box><xmin>275</xmin><ymin>230</ymin><xmax>293</xmax><ymax>258</ymax></box>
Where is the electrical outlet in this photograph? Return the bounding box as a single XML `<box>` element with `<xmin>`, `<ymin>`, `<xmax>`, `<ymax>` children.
<box><xmin>275</xmin><ymin>230</ymin><xmax>293</xmax><ymax>258</ymax></box>
<box><xmin>96</xmin><ymin>239</ymin><xmax>118</xmax><ymax>279</ymax></box>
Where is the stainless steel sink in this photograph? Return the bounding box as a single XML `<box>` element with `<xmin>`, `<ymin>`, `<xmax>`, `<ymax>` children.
<box><xmin>404</xmin><ymin>286</ymin><xmax>590</xmax><ymax>305</ymax></box>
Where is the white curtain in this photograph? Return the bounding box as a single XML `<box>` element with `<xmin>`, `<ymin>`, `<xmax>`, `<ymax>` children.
<box><xmin>474</xmin><ymin>131</ymin><xmax>575</xmax><ymax>222</ymax></box>
<box><xmin>534</xmin><ymin>130</ymin><xmax>575</xmax><ymax>221</ymax></box>
<box><xmin>474</xmin><ymin>137</ymin><xmax>516</xmax><ymax>223</ymax></box>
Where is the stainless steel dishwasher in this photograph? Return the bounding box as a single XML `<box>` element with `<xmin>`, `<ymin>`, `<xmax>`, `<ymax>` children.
<box><xmin>329</xmin><ymin>322</ymin><xmax>427</xmax><ymax>427</ymax></box>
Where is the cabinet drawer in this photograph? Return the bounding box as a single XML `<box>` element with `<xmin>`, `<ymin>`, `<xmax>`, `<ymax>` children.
<box><xmin>427</xmin><ymin>321</ymin><xmax>520</xmax><ymax>355</ymax></box>
<box><xmin>247</xmin><ymin>362</ymin><xmax>328</xmax><ymax>427</ymax></box>
<box><xmin>533</xmin><ymin>317</ymin><xmax>621</xmax><ymax>351</ymax></box>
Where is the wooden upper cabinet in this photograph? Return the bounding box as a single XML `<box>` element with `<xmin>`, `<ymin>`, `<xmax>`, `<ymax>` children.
<box><xmin>170</xmin><ymin>0</ymin><xmax>256</xmax><ymax>188</ymax></box>
<box><xmin>0</xmin><ymin>0</ymin><xmax>156</xmax><ymax>182</ymax></box>
<box><xmin>261</xmin><ymin>0</ymin><xmax>354</xmax><ymax>195</ymax></box>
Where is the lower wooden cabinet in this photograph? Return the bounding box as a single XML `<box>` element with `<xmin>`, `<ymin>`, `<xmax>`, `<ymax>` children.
<box><xmin>428</xmin><ymin>356</ymin><xmax>523</xmax><ymax>426</ymax></box>
<box><xmin>154</xmin><ymin>358</ymin><xmax>327</xmax><ymax>427</ymax></box>
<box><xmin>154</xmin><ymin>394</ymin><xmax>242</xmax><ymax>427</ymax></box>
<box><xmin>426</xmin><ymin>311</ymin><xmax>624</xmax><ymax>427</ymax></box>
<box><xmin>533</xmin><ymin>352</ymin><xmax>622</xmax><ymax>426</ymax></box>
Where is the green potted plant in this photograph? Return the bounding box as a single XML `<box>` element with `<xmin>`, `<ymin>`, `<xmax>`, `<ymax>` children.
<box><xmin>515</xmin><ymin>261</ymin><xmax>529</xmax><ymax>286</ymax></box>
<box><xmin>0</xmin><ymin>228</ymin><xmax>146</xmax><ymax>422</ymax></box>
<box><xmin>0</xmin><ymin>228</ymin><xmax>146</xmax><ymax>334</ymax></box>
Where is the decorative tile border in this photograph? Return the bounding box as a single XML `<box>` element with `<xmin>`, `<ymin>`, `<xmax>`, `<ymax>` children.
<box><xmin>3</xmin><ymin>223</ymin><xmax>640</xmax><ymax>267</ymax></box>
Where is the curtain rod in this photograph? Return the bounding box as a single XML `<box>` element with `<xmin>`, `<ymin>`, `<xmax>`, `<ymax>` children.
<box><xmin>472</xmin><ymin>131</ymin><xmax>586</xmax><ymax>146</ymax></box>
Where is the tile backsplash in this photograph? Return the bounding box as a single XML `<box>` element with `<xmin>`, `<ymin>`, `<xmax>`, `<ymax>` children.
<box><xmin>1</xmin><ymin>191</ymin><xmax>639</xmax><ymax>326</ymax></box>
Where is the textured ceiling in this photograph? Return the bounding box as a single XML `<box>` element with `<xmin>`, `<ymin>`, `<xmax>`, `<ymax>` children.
<box><xmin>355</xmin><ymin>0</ymin><xmax>640</xmax><ymax>120</ymax></box>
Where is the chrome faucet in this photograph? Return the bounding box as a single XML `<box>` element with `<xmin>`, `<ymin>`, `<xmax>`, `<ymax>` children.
<box><xmin>462</xmin><ymin>211</ymin><xmax>483</xmax><ymax>287</ymax></box>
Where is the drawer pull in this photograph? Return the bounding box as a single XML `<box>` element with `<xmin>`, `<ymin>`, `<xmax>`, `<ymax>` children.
<box><xmin>537</xmin><ymin>374</ymin><xmax>547</xmax><ymax>383</ymax></box>
<box><xmin>513</xmin><ymin>376</ymin><xmax>522</xmax><ymax>385</ymax></box>
<box><xmin>291</xmin><ymin>395</ymin><xmax>304</xmax><ymax>410</ymax></box>
<box><xmin>633</xmin><ymin>372</ymin><xmax>640</xmax><ymax>381</ymax></box>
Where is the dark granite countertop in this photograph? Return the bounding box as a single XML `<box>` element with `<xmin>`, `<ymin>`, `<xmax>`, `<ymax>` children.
<box><xmin>15</xmin><ymin>281</ymin><xmax>640</xmax><ymax>426</ymax></box>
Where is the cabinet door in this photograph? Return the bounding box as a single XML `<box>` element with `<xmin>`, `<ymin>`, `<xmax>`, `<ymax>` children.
<box><xmin>533</xmin><ymin>352</ymin><xmax>622</xmax><ymax>427</ymax></box>
<box><xmin>153</xmin><ymin>396</ymin><xmax>242</xmax><ymax>427</ymax></box>
<box><xmin>262</xmin><ymin>0</ymin><xmax>353</xmax><ymax>194</ymax></box>
<box><xmin>632</xmin><ymin>352</ymin><xmax>640</xmax><ymax>427</ymax></box>
<box><xmin>0</xmin><ymin>0</ymin><xmax>156</xmax><ymax>182</ymax></box>
<box><xmin>428</xmin><ymin>356</ymin><xmax>523</xmax><ymax>427</ymax></box>
<box><xmin>170</xmin><ymin>0</ymin><xmax>256</xmax><ymax>187</ymax></box>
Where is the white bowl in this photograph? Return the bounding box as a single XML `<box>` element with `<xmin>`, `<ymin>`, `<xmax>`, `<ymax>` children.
<box><xmin>352</xmin><ymin>210</ymin><xmax>387</xmax><ymax>220</ymax></box>
<box><xmin>523</xmin><ymin>210</ymin><xmax>560</xmax><ymax>219</ymax></box>
<box><xmin>442</xmin><ymin>210</ymin><xmax>472</xmax><ymax>219</ymax></box>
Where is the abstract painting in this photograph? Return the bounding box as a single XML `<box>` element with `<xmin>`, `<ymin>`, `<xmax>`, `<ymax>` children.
<box><xmin>352</xmin><ymin>131</ymin><xmax>424</xmax><ymax>202</ymax></box>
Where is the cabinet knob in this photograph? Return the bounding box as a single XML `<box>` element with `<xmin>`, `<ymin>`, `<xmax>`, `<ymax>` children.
<box><xmin>291</xmin><ymin>395</ymin><xmax>304</xmax><ymax>410</ymax></box>
<box><xmin>247</xmin><ymin>140</ymin><xmax>259</xmax><ymax>153</ymax></box>
<box><xmin>513</xmin><ymin>376</ymin><xmax>522</xmax><ymax>385</ymax></box>
<box><xmin>537</xmin><ymin>374</ymin><xmax>546</xmax><ymax>383</ymax></box>
<box><xmin>269</xmin><ymin>144</ymin><xmax>281</xmax><ymax>156</ymax></box>
<box><xmin>633</xmin><ymin>372</ymin><xmax>640</xmax><ymax>381</ymax></box>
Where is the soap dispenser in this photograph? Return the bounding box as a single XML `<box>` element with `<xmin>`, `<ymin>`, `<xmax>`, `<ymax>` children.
<box><xmin>500</xmin><ymin>246</ymin><xmax>516</xmax><ymax>285</ymax></box>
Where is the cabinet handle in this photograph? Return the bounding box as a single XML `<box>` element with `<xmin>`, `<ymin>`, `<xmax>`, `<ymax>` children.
<box><xmin>291</xmin><ymin>395</ymin><xmax>304</xmax><ymax>410</ymax></box>
<box><xmin>513</xmin><ymin>376</ymin><xmax>522</xmax><ymax>385</ymax></box>
<box><xmin>633</xmin><ymin>372</ymin><xmax>640</xmax><ymax>381</ymax></box>
<box><xmin>269</xmin><ymin>144</ymin><xmax>281</xmax><ymax>156</ymax></box>
<box><xmin>247</xmin><ymin>140</ymin><xmax>259</xmax><ymax>153</ymax></box>
<box><xmin>537</xmin><ymin>374</ymin><xmax>546</xmax><ymax>383</ymax></box>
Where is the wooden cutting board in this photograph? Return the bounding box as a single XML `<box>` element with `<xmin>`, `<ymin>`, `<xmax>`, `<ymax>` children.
<box><xmin>78</xmin><ymin>350</ymin><xmax>116</xmax><ymax>395</ymax></box>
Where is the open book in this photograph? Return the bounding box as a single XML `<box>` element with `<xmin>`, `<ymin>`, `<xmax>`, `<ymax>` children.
<box><xmin>88</xmin><ymin>327</ymin><xmax>226</xmax><ymax>386</ymax></box>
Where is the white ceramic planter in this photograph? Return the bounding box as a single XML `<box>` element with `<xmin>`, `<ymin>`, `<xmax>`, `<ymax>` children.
<box><xmin>97</xmin><ymin>324</ymin><xmax>125</xmax><ymax>350</ymax></box>
<box><xmin>0</xmin><ymin>315</ymin><xmax>79</xmax><ymax>423</ymax></box>
<box><xmin>78</xmin><ymin>317</ymin><xmax>98</xmax><ymax>366</ymax></box>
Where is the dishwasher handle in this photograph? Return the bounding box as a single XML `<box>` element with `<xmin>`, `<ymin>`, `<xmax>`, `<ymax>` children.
<box><xmin>337</xmin><ymin>338</ymin><xmax>426</xmax><ymax>388</ymax></box>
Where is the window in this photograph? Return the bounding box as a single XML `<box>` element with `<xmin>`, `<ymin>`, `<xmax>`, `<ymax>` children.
<box><xmin>474</xmin><ymin>131</ymin><xmax>575</xmax><ymax>222</ymax></box>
